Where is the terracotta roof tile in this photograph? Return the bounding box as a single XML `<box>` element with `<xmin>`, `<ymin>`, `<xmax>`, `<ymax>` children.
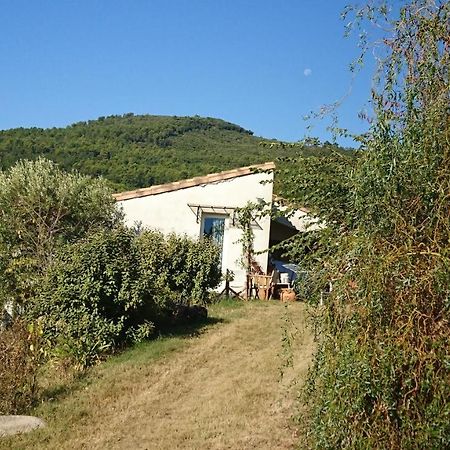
<box><xmin>113</xmin><ymin>162</ymin><xmax>275</xmax><ymax>201</ymax></box>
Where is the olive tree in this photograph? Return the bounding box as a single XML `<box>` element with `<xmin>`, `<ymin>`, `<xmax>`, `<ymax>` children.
<box><xmin>0</xmin><ymin>157</ymin><xmax>121</xmax><ymax>312</ymax></box>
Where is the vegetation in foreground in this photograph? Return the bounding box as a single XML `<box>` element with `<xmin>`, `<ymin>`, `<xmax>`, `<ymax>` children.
<box><xmin>0</xmin><ymin>158</ymin><xmax>221</xmax><ymax>415</ymax></box>
<box><xmin>280</xmin><ymin>1</ymin><xmax>449</xmax><ymax>448</ymax></box>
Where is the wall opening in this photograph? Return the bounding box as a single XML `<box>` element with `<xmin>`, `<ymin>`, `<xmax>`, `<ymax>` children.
<box><xmin>201</xmin><ymin>214</ymin><xmax>227</xmax><ymax>268</ymax></box>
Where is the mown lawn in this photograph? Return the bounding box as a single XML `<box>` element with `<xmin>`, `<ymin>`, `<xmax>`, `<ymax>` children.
<box><xmin>1</xmin><ymin>300</ymin><xmax>314</xmax><ymax>450</ymax></box>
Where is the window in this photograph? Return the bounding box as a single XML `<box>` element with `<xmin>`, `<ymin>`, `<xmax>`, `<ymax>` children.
<box><xmin>202</xmin><ymin>215</ymin><xmax>226</xmax><ymax>264</ymax></box>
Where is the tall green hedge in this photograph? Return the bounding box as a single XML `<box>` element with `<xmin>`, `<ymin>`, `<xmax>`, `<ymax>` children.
<box><xmin>31</xmin><ymin>227</ymin><xmax>221</xmax><ymax>368</ymax></box>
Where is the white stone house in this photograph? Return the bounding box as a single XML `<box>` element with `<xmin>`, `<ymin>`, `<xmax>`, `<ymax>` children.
<box><xmin>114</xmin><ymin>162</ymin><xmax>315</xmax><ymax>293</ymax></box>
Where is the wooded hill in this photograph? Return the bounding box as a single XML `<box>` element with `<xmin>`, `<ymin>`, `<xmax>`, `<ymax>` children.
<box><xmin>0</xmin><ymin>114</ymin><xmax>340</xmax><ymax>191</ymax></box>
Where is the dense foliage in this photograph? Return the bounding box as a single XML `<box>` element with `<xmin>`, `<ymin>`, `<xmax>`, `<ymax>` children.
<box><xmin>0</xmin><ymin>157</ymin><xmax>221</xmax><ymax>403</ymax></box>
<box><xmin>282</xmin><ymin>1</ymin><xmax>449</xmax><ymax>448</ymax></box>
<box><xmin>0</xmin><ymin>114</ymin><xmax>339</xmax><ymax>192</ymax></box>
<box><xmin>138</xmin><ymin>232</ymin><xmax>222</xmax><ymax>304</ymax></box>
<box><xmin>31</xmin><ymin>227</ymin><xmax>153</xmax><ymax>368</ymax></box>
<box><xmin>29</xmin><ymin>227</ymin><xmax>221</xmax><ymax>368</ymax></box>
<box><xmin>0</xmin><ymin>158</ymin><xmax>120</xmax><ymax>312</ymax></box>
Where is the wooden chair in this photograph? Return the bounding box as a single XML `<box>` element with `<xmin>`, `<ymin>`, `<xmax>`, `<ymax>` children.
<box><xmin>254</xmin><ymin>275</ymin><xmax>272</xmax><ymax>300</ymax></box>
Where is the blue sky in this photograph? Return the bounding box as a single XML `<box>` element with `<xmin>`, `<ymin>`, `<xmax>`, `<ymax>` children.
<box><xmin>0</xmin><ymin>0</ymin><xmax>377</xmax><ymax>146</ymax></box>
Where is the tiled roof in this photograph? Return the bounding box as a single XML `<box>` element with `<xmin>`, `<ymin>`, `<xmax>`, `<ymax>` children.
<box><xmin>113</xmin><ymin>162</ymin><xmax>275</xmax><ymax>201</ymax></box>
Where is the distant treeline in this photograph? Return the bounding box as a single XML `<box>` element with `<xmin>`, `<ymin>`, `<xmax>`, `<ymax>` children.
<box><xmin>0</xmin><ymin>114</ymin><xmax>345</xmax><ymax>192</ymax></box>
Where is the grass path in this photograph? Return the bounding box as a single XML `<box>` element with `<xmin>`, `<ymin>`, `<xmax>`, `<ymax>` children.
<box><xmin>2</xmin><ymin>301</ymin><xmax>314</xmax><ymax>449</ymax></box>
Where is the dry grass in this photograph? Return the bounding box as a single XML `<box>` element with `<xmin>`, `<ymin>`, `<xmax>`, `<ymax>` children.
<box><xmin>1</xmin><ymin>300</ymin><xmax>314</xmax><ymax>449</ymax></box>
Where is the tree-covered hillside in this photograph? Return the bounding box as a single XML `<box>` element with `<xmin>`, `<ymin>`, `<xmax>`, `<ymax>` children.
<box><xmin>0</xmin><ymin>114</ymin><xmax>338</xmax><ymax>191</ymax></box>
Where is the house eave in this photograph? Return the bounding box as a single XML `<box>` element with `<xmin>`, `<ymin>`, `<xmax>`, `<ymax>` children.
<box><xmin>113</xmin><ymin>162</ymin><xmax>275</xmax><ymax>201</ymax></box>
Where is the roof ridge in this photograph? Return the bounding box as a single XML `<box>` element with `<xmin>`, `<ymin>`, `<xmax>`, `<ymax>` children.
<box><xmin>113</xmin><ymin>161</ymin><xmax>275</xmax><ymax>201</ymax></box>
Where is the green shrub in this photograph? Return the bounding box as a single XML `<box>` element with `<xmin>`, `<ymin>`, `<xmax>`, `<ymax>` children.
<box><xmin>32</xmin><ymin>227</ymin><xmax>157</xmax><ymax>368</ymax></box>
<box><xmin>137</xmin><ymin>230</ymin><xmax>222</xmax><ymax>305</ymax></box>
<box><xmin>0</xmin><ymin>321</ymin><xmax>43</xmax><ymax>414</ymax></box>
<box><xmin>162</xmin><ymin>233</ymin><xmax>222</xmax><ymax>303</ymax></box>
<box><xmin>31</xmin><ymin>228</ymin><xmax>221</xmax><ymax>368</ymax></box>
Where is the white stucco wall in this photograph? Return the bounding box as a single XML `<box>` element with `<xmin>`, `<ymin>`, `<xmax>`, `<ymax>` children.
<box><xmin>285</xmin><ymin>209</ymin><xmax>323</xmax><ymax>232</ymax></box>
<box><xmin>273</xmin><ymin>203</ymin><xmax>324</xmax><ymax>232</ymax></box>
<box><xmin>118</xmin><ymin>171</ymin><xmax>274</xmax><ymax>292</ymax></box>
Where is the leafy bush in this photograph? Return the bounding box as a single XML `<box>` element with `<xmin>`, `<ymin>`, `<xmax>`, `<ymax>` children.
<box><xmin>281</xmin><ymin>2</ymin><xmax>450</xmax><ymax>448</ymax></box>
<box><xmin>31</xmin><ymin>228</ymin><xmax>221</xmax><ymax>368</ymax></box>
<box><xmin>31</xmin><ymin>227</ymin><xmax>156</xmax><ymax>368</ymax></box>
<box><xmin>136</xmin><ymin>230</ymin><xmax>222</xmax><ymax>305</ymax></box>
<box><xmin>0</xmin><ymin>321</ymin><xmax>43</xmax><ymax>414</ymax></box>
<box><xmin>161</xmin><ymin>233</ymin><xmax>222</xmax><ymax>303</ymax></box>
